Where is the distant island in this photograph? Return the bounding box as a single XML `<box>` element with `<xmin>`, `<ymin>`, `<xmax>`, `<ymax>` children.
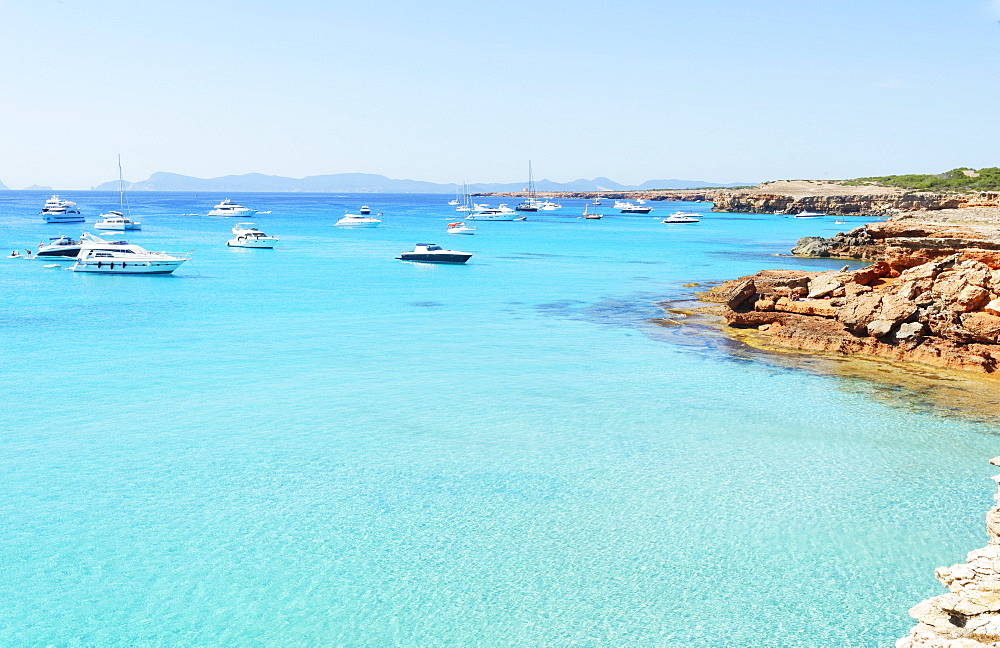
<box><xmin>82</xmin><ymin>172</ymin><xmax>752</xmax><ymax>194</ymax></box>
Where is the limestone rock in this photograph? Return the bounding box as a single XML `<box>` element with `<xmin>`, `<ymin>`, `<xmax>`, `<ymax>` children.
<box><xmin>897</xmin><ymin>458</ymin><xmax>1000</xmax><ymax>647</ymax></box>
<box><xmin>836</xmin><ymin>292</ymin><xmax>884</xmax><ymax>333</ymax></box>
<box><xmin>807</xmin><ymin>271</ymin><xmax>844</xmax><ymax>298</ymax></box>
<box><xmin>792</xmin><ymin>236</ymin><xmax>830</xmax><ymax>257</ymax></box>
<box><xmin>961</xmin><ymin>312</ymin><xmax>1000</xmax><ymax>344</ymax></box>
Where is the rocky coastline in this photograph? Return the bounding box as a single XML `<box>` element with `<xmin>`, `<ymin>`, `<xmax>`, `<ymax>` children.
<box><xmin>683</xmin><ymin>177</ymin><xmax>1000</xmax><ymax>376</ymax></box>
<box><xmin>897</xmin><ymin>457</ymin><xmax>1000</xmax><ymax>648</ymax></box>
<box><xmin>481</xmin><ymin>180</ymin><xmax>1000</xmax><ymax>217</ymax></box>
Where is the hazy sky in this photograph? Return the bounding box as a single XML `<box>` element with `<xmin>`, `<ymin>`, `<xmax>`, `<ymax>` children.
<box><xmin>3</xmin><ymin>0</ymin><xmax>1000</xmax><ymax>188</ymax></box>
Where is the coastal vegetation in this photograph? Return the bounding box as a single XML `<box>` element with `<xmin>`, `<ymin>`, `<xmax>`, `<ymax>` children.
<box><xmin>844</xmin><ymin>167</ymin><xmax>1000</xmax><ymax>193</ymax></box>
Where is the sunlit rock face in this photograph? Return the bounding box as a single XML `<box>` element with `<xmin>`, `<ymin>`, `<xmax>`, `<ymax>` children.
<box><xmin>705</xmin><ymin>254</ymin><xmax>1000</xmax><ymax>374</ymax></box>
<box><xmin>896</xmin><ymin>458</ymin><xmax>1000</xmax><ymax>648</ymax></box>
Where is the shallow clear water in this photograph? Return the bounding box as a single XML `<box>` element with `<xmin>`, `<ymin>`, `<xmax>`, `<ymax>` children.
<box><xmin>1</xmin><ymin>192</ymin><xmax>996</xmax><ymax>646</ymax></box>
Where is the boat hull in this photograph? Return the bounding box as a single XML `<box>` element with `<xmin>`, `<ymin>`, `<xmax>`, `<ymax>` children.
<box><xmin>208</xmin><ymin>209</ymin><xmax>257</xmax><ymax>217</ymax></box>
<box><xmin>620</xmin><ymin>208</ymin><xmax>652</xmax><ymax>214</ymax></box>
<box><xmin>335</xmin><ymin>220</ymin><xmax>380</xmax><ymax>228</ymax></box>
<box><xmin>72</xmin><ymin>259</ymin><xmax>186</xmax><ymax>274</ymax></box>
<box><xmin>43</xmin><ymin>215</ymin><xmax>85</xmax><ymax>223</ymax></box>
<box><xmin>94</xmin><ymin>224</ymin><xmax>141</xmax><ymax>230</ymax></box>
<box><xmin>465</xmin><ymin>213</ymin><xmax>522</xmax><ymax>221</ymax></box>
<box><xmin>398</xmin><ymin>252</ymin><xmax>471</xmax><ymax>264</ymax></box>
<box><xmin>228</xmin><ymin>237</ymin><xmax>277</xmax><ymax>248</ymax></box>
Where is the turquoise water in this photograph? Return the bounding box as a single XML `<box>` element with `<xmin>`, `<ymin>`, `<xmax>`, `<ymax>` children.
<box><xmin>1</xmin><ymin>192</ymin><xmax>996</xmax><ymax>647</ymax></box>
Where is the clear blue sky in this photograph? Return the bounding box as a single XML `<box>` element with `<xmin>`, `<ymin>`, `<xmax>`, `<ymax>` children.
<box><xmin>3</xmin><ymin>0</ymin><xmax>1000</xmax><ymax>189</ymax></box>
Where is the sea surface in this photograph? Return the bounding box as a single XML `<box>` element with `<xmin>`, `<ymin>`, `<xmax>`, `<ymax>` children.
<box><xmin>1</xmin><ymin>192</ymin><xmax>997</xmax><ymax>647</ymax></box>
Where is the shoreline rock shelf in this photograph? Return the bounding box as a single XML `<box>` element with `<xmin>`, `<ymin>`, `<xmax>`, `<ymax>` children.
<box><xmin>705</xmin><ymin>254</ymin><xmax>1000</xmax><ymax>374</ymax></box>
<box><xmin>897</xmin><ymin>457</ymin><xmax>1000</xmax><ymax>648</ymax></box>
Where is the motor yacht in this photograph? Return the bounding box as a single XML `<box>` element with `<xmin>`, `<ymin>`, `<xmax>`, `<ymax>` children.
<box><xmin>94</xmin><ymin>211</ymin><xmax>142</xmax><ymax>230</ymax></box>
<box><xmin>466</xmin><ymin>206</ymin><xmax>525</xmax><ymax>221</ymax></box>
<box><xmin>397</xmin><ymin>243</ymin><xmax>472</xmax><ymax>264</ymax></box>
<box><xmin>72</xmin><ymin>238</ymin><xmax>188</xmax><ymax>274</ymax></box>
<box><xmin>36</xmin><ymin>234</ymin><xmax>87</xmax><ymax>260</ymax></box>
<box><xmin>662</xmin><ymin>212</ymin><xmax>700</xmax><ymax>223</ymax></box>
<box><xmin>616</xmin><ymin>201</ymin><xmax>653</xmax><ymax>214</ymax></box>
<box><xmin>446</xmin><ymin>222</ymin><xmax>476</xmax><ymax>235</ymax></box>
<box><xmin>40</xmin><ymin>196</ymin><xmax>84</xmax><ymax>223</ymax></box>
<box><xmin>792</xmin><ymin>211</ymin><xmax>824</xmax><ymax>218</ymax></box>
<box><xmin>227</xmin><ymin>223</ymin><xmax>278</xmax><ymax>248</ymax></box>
<box><xmin>359</xmin><ymin>206</ymin><xmax>372</xmax><ymax>215</ymax></box>
<box><xmin>335</xmin><ymin>213</ymin><xmax>382</xmax><ymax>227</ymax></box>
<box><xmin>208</xmin><ymin>199</ymin><xmax>257</xmax><ymax>217</ymax></box>
<box><xmin>538</xmin><ymin>200</ymin><xmax>562</xmax><ymax>211</ymax></box>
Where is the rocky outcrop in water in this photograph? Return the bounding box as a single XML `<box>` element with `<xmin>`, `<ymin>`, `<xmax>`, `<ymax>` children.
<box><xmin>791</xmin><ymin>222</ymin><xmax>1000</xmax><ymax>269</ymax></box>
<box><xmin>705</xmin><ymin>254</ymin><xmax>1000</xmax><ymax>373</ymax></box>
<box><xmin>896</xmin><ymin>457</ymin><xmax>1000</xmax><ymax>648</ymax></box>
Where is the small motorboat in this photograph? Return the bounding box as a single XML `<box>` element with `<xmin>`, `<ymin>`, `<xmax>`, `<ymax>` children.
<box><xmin>94</xmin><ymin>211</ymin><xmax>142</xmax><ymax>230</ymax></box>
<box><xmin>662</xmin><ymin>212</ymin><xmax>700</xmax><ymax>223</ymax></box>
<box><xmin>397</xmin><ymin>243</ymin><xmax>472</xmax><ymax>264</ymax></box>
<box><xmin>447</xmin><ymin>222</ymin><xmax>476</xmax><ymax>235</ymax></box>
<box><xmin>37</xmin><ymin>233</ymin><xmax>124</xmax><ymax>260</ymax></box>
<box><xmin>227</xmin><ymin>223</ymin><xmax>278</xmax><ymax>248</ymax></box>
<box><xmin>335</xmin><ymin>213</ymin><xmax>382</xmax><ymax>227</ymax></box>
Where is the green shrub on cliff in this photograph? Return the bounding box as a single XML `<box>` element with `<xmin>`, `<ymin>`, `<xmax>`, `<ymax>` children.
<box><xmin>844</xmin><ymin>167</ymin><xmax>1000</xmax><ymax>192</ymax></box>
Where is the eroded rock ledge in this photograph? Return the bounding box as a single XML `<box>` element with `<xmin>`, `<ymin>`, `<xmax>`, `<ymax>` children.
<box><xmin>896</xmin><ymin>457</ymin><xmax>1000</xmax><ymax>648</ymax></box>
<box><xmin>704</xmin><ymin>254</ymin><xmax>1000</xmax><ymax>373</ymax></box>
<box><xmin>791</xmin><ymin>221</ymin><xmax>1000</xmax><ymax>268</ymax></box>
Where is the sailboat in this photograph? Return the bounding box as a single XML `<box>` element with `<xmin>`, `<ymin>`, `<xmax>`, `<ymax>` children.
<box><xmin>455</xmin><ymin>182</ymin><xmax>473</xmax><ymax>212</ymax></box>
<box><xmin>448</xmin><ymin>184</ymin><xmax>461</xmax><ymax>206</ymax></box>
<box><xmin>583</xmin><ymin>202</ymin><xmax>602</xmax><ymax>219</ymax></box>
<box><xmin>94</xmin><ymin>156</ymin><xmax>142</xmax><ymax>230</ymax></box>
<box><xmin>516</xmin><ymin>161</ymin><xmax>539</xmax><ymax>212</ymax></box>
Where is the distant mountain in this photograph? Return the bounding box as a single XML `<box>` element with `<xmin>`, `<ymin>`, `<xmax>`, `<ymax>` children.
<box><xmin>0</xmin><ymin>178</ymin><xmax>8</xmax><ymax>190</ymax></box>
<box><xmin>22</xmin><ymin>184</ymin><xmax>52</xmax><ymax>191</ymax></box>
<box><xmin>91</xmin><ymin>171</ymin><xmax>751</xmax><ymax>193</ymax></box>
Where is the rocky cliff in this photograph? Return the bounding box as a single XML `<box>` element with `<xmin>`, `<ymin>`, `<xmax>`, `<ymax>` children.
<box><xmin>897</xmin><ymin>457</ymin><xmax>1000</xmax><ymax>648</ymax></box>
<box><xmin>711</xmin><ymin>190</ymin><xmax>965</xmax><ymax>216</ymax></box>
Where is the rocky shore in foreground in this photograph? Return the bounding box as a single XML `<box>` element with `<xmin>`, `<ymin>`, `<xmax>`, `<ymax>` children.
<box><xmin>897</xmin><ymin>457</ymin><xmax>1000</xmax><ymax>647</ymax></box>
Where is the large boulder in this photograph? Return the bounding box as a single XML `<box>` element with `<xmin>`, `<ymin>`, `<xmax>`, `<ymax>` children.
<box><xmin>836</xmin><ymin>292</ymin><xmax>884</xmax><ymax>333</ymax></box>
<box><xmin>807</xmin><ymin>271</ymin><xmax>845</xmax><ymax>299</ymax></box>
<box><xmin>792</xmin><ymin>236</ymin><xmax>830</xmax><ymax>257</ymax></box>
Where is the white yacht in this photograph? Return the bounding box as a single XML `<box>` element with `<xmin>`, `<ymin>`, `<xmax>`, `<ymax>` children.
<box><xmin>227</xmin><ymin>223</ymin><xmax>278</xmax><ymax>248</ymax></box>
<box><xmin>466</xmin><ymin>205</ymin><xmax>526</xmax><ymax>221</ymax></box>
<box><xmin>335</xmin><ymin>213</ymin><xmax>382</xmax><ymax>227</ymax></box>
<box><xmin>793</xmin><ymin>211</ymin><xmax>824</xmax><ymax>218</ymax></box>
<box><xmin>94</xmin><ymin>212</ymin><xmax>142</xmax><ymax>230</ymax></box>
<box><xmin>616</xmin><ymin>201</ymin><xmax>653</xmax><ymax>214</ymax></box>
<box><xmin>538</xmin><ymin>200</ymin><xmax>562</xmax><ymax>211</ymax></box>
<box><xmin>71</xmin><ymin>235</ymin><xmax>188</xmax><ymax>274</ymax></box>
<box><xmin>209</xmin><ymin>199</ymin><xmax>257</xmax><ymax>217</ymax></box>
<box><xmin>40</xmin><ymin>196</ymin><xmax>84</xmax><ymax>223</ymax></box>
<box><xmin>662</xmin><ymin>212</ymin><xmax>700</xmax><ymax>223</ymax></box>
